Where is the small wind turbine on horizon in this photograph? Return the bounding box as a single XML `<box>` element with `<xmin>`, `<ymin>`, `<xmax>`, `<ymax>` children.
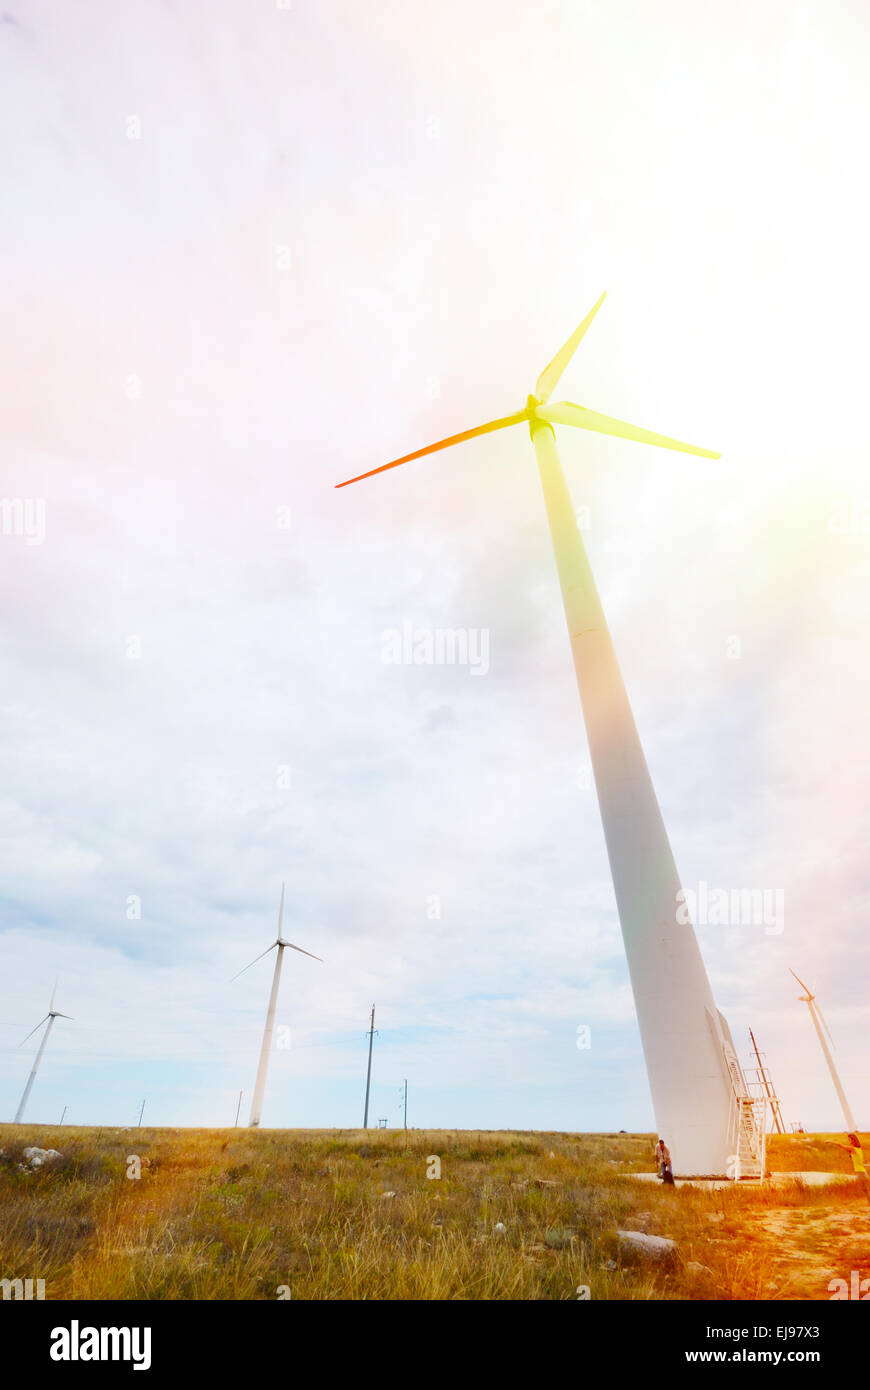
<box><xmin>14</xmin><ymin>979</ymin><xmax>72</xmax><ymax>1124</ymax></box>
<box><xmin>232</xmin><ymin>884</ymin><xmax>322</xmax><ymax>1128</ymax></box>
<box><xmin>790</xmin><ymin>969</ymin><xmax>857</xmax><ymax>1133</ymax></box>
<box><xmin>336</xmin><ymin>293</ymin><xmax>743</xmax><ymax>1175</ymax></box>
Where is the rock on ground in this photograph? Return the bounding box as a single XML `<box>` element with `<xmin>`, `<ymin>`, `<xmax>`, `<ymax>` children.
<box><xmin>22</xmin><ymin>1147</ymin><xmax>64</xmax><ymax>1169</ymax></box>
<box><xmin>616</xmin><ymin>1229</ymin><xmax>677</xmax><ymax>1258</ymax></box>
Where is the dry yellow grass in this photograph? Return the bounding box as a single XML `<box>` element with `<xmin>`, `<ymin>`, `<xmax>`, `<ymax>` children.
<box><xmin>0</xmin><ymin>1126</ymin><xmax>866</xmax><ymax>1300</ymax></box>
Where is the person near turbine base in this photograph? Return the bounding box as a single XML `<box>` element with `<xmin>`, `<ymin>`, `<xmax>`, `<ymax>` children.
<box><xmin>827</xmin><ymin>1133</ymin><xmax>870</xmax><ymax>1206</ymax></box>
<box><xmin>654</xmin><ymin>1137</ymin><xmax>674</xmax><ymax>1184</ymax></box>
<box><xmin>829</xmin><ymin>1132</ymin><xmax>866</xmax><ymax>1176</ymax></box>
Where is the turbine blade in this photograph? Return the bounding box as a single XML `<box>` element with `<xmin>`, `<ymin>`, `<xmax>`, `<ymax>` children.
<box><xmin>789</xmin><ymin>968</ymin><xmax>814</xmax><ymax>999</ymax></box>
<box><xmin>278</xmin><ymin>882</ymin><xmax>285</xmax><ymax>938</ymax></box>
<box><xmin>536</xmin><ymin>400</ymin><xmax>720</xmax><ymax>458</ymax></box>
<box><xmin>53</xmin><ymin>1013</ymin><xmax>73</xmax><ymax>1020</ymax></box>
<box><xmin>334</xmin><ymin>411</ymin><xmax>529</xmax><ymax>488</ymax></box>
<box><xmin>278</xmin><ymin>939</ymin><xmax>323</xmax><ymax>963</ymax></box>
<box><xmin>230</xmin><ymin>942</ymin><xmax>278</xmax><ymax>983</ymax></box>
<box><xmin>19</xmin><ymin>1015</ymin><xmax>50</xmax><ymax>1046</ymax></box>
<box><xmin>535</xmin><ymin>292</ymin><xmax>607</xmax><ymax>404</ymax></box>
<box><xmin>49</xmin><ymin>977</ymin><xmax>58</xmax><ymax>1013</ymax></box>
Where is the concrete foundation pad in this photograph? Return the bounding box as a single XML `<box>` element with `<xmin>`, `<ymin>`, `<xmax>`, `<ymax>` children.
<box><xmin>621</xmin><ymin>1172</ymin><xmax>737</xmax><ymax>1189</ymax></box>
<box><xmin>621</xmin><ymin>1170</ymin><xmax>859</xmax><ymax>1189</ymax></box>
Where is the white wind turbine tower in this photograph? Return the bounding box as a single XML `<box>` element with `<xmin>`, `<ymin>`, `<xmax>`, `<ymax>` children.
<box><xmin>337</xmin><ymin>293</ymin><xmax>748</xmax><ymax>1175</ymax></box>
<box><xmin>232</xmin><ymin>884</ymin><xmax>322</xmax><ymax>1128</ymax></box>
<box><xmin>790</xmin><ymin>969</ymin><xmax>857</xmax><ymax>1132</ymax></box>
<box><xmin>14</xmin><ymin>979</ymin><xmax>72</xmax><ymax>1123</ymax></box>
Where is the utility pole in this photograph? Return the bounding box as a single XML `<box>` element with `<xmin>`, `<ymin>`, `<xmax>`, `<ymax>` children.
<box><xmin>234</xmin><ymin>1090</ymin><xmax>243</xmax><ymax>1127</ymax></box>
<box><xmin>137</xmin><ymin>1098</ymin><xmax>146</xmax><ymax>1128</ymax></box>
<box><xmin>363</xmin><ymin>1005</ymin><xmax>377</xmax><ymax>1129</ymax></box>
<box><xmin>403</xmin><ymin>1079</ymin><xmax>408</xmax><ymax>1131</ymax></box>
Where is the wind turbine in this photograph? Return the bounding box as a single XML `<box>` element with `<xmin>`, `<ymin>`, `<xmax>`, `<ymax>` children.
<box><xmin>790</xmin><ymin>969</ymin><xmax>857</xmax><ymax>1133</ymax></box>
<box><xmin>14</xmin><ymin>979</ymin><xmax>72</xmax><ymax>1124</ymax></box>
<box><xmin>232</xmin><ymin>884</ymin><xmax>322</xmax><ymax>1128</ymax></box>
<box><xmin>337</xmin><ymin>293</ymin><xmax>744</xmax><ymax>1175</ymax></box>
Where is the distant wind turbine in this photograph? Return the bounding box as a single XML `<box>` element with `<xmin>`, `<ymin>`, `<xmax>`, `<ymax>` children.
<box><xmin>336</xmin><ymin>293</ymin><xmax>741</xmax><ymax>1175</ymax></box>
<box><xmin>232</xmin><ymin>884</ymin><xmax>322</xmax><ymax>1128</ymax></box>
<box><xmin>14</xmin><ymin>979</ymin><xmax>72</xmax><ymax>1124</ymax></box>
<box><xmin>790</xmin><ymin>969</ymin><xmax>857</xmax><ymax>1132</ymax></box>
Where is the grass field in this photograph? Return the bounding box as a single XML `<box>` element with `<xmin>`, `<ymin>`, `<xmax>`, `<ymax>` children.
<box><xmin>1</xmin><ymin>1126</ymin><xmax>867</xmax><ymax>1300</ymax></box>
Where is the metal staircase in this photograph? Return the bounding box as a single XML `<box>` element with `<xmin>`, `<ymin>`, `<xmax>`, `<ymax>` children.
<box><xmin>730</xmin><ymin>1094</ymin><xmax>767</xmax><ymax>1180</ymax></box>
<box><xmin>705</xmin><ymin>1007</ymin><xmax>770</xmax><ymax>1180</ymax></box>
<box><xmin>724</xmin><ymin>1045</ymin><xmax>768</xmax><ymax>1180</ymax></box>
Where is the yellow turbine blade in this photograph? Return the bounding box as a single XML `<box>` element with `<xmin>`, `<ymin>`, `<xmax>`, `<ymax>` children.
<box><xmin>535</xmin><ymin>292</ymin><xmax>606</xmax><ymax>404</ymax></box>
<box><xmin>536</xmin><ymin>400</ymin><xmax>720</xmax><ymax>459</ymax></box>
<box><xmin>335</xmin><ymin>411</ymin><xmax>529</xmax><ymax>487</ymax></box>
<box><xmin>789</xmin><ymin>968</ymin><xmax>814</xmax><ymax>1000</ymax></box>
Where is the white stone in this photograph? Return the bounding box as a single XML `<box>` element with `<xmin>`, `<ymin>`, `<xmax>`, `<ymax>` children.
<box><xmin>22</xmin><ymin>1146</ymin><xmax>63</xmax><ymax>1169</ymax></box>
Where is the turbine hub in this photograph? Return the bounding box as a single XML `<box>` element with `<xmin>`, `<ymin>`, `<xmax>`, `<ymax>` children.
<box><xmin>526</xmin><ymin>395</ymin><xmax>552</xmax><ymax>440</ymax></box>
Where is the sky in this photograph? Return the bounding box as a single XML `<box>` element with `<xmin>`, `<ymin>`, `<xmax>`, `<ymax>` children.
<box><xmin>0</xmin><ymin>0</ymin><xmax>868</xmax><ymax>1135</ymax></box>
